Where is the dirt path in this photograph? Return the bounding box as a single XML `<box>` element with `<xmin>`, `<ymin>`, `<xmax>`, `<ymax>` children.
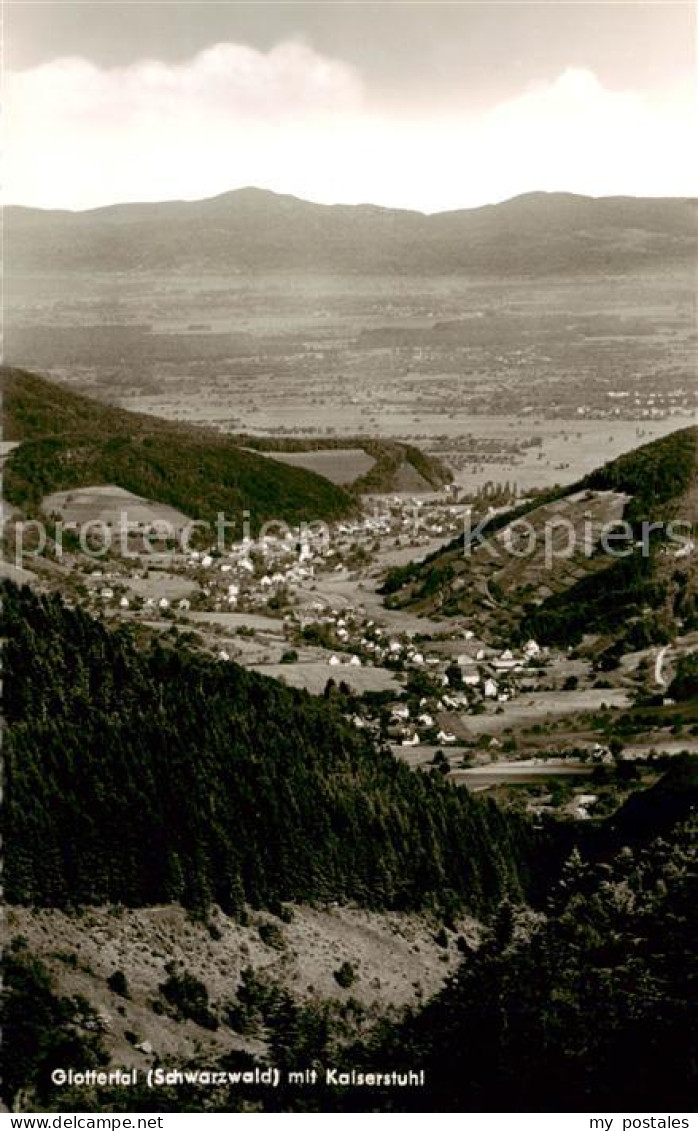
<box><xmin>655</xmin><ymin>645</ymin><xmax>669</xmax><ymax>687</ymax></box>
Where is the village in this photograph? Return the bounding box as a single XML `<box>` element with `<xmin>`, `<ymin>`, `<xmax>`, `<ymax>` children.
<box><xmin>4</xmin><ymin>439</ymin><xmax>693</xmax><ymax>829</ymax></box>
<box><xmin>18</xmin><ymin>480</ymin><xmax>683</xmax><ymax>816</ymax></box>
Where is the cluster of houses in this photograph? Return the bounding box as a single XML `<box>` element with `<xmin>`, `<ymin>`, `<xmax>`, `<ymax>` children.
<box><xmin>326</xmin><ymin>631</ymin><xmax>548</xmax><ymax>747</ymax></box>
<box><xmin>91</xmin><ymin>580</ymin><xmax>192</xmax><ymax>615</ymax></box>
<box><xmin>314</xmin><ymin>612</ymin><xmax>440</xmax><ymax>671</ymax></box>
<box><xmin>73</xmin><ymin>494</ymin><xmax>468</xmax><ymax>625</ymax></box>
<box><xmin>387</xmin><ymin>702</ymin><xmax>459</xmax><ymax>748</ymax></box>
<box><xmin>71</xmin><ymin>503</ymin><xmax>551</xmax><ymax>759</ymax></box>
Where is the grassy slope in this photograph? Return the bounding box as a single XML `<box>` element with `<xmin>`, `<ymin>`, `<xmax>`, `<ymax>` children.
<box><xmin>383</xmin><ymin>426</ymin><xmax>698</xmax><ymax>646</ymax></box>
<box><xmin>238</xmin><ymin>434</ymin><xmax>452</xmax><ymax>492</ymax></box>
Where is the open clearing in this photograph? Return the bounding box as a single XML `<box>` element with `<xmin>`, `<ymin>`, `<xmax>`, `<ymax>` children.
<box><xmin>187</xmin><ymin>610</ymin><xmax>287</xmax><ymax>634</ymax></box>
<box><xmin>262</xmin><ymin>447</ymin><xmax>375</xmax><ymax>484</ymax></box>
<box><xmin>0</xmin><ymin>559</ymin><xmax>37</xmax><ymax>583</ymax></box>
<box><xmin>42</xmin><ymin>484</ymin><xmax>192</xmax><ymax>530</ymax></box>
<box><xmin>249</xmin><ymin>659</ymin><xmax>400</xmax><ymax>694</ymax></box>
<box><xmin>452</xmin><ymin>688</ymin><xmax>631</xmax><ymax>736</ymax></box>
<box><xmin>454</xmin><ymin>759</ymin><xmax>594</xmax><ymax>789</ymax></box>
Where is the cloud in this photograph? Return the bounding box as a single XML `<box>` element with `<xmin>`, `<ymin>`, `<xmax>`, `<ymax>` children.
<box><xmin>4</xmin><ymin>43</ymin><xmax>696</xmax><ymax>211</ymax></box>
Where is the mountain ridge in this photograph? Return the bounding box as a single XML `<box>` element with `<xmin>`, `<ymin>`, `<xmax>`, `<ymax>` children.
<box><xmin>7</xmin><ymin>188</ymin><xmax>696</xmax><ymax>276</ymax></box>
<box><xmin>7</xmin><ymin>185</ymin><xmax>696</xmax><ymax>219</ymax></box>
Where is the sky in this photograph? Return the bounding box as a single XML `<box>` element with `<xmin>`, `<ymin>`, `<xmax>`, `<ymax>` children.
<box><xmin>4</xmin><ymin>1</ymin><xmax>697</xmax><ymax>212</ymax></box>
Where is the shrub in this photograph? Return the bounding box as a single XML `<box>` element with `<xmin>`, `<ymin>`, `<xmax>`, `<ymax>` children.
<box><xmin>258</xmin><ymin>921</ymin><xmax>286</xmax><ymax>950</ymax></box>
<box><xmin>159</xmin><ymin>967</ymin><xmax>218</xmax><ymax>1030</ymax></box>
<box><xmin>333</xmin><ymin>961</ymin><xmax>357</xmax><ymax>989</ymax></box>
<box><xmin>107</xmin><ymin>970</ymin><xmax>129</xmax><ymax>998</ymax></box>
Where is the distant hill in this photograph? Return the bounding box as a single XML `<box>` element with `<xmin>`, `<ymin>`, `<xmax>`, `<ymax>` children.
<box><xmin>237</xmin><ymin>434</ymin><xmax>451</xmax><ymax>493</ymax></box>
<box><xmin>1</xmin><ymin>369</ymin><xmax>450</xmax><ymax>522</ymax></box>
<box><xmin>1</xmin><ymin>368</ymin><xmax>355</xmax><ymax>530</ymax></box>
<box><xmin>6</xmin><ymin>188</ymin><xmax>697</xmax><ymax>276</ymax></box>
<box><xmin>382</xmin><ymin>426</ymin><xmax>698</xmax><ymax>648</ymax></box>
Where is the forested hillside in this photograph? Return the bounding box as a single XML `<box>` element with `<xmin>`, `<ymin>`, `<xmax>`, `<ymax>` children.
<box><xmin>350</xmin><ymin>818</ymin><xmax>697</xmax><ymax>1112</ymax></box>
<box><xmin>1</xmin><ymin>367</ymin><xmax>449</xmax><ymax>514</ymax></box>
<box><xmin>1</xmin><ymin>368</ymin><xmax>354</xmax><ymax>529</ymax></box>
<box><xmin>2</xmin><ymin>581</ymin><xmax>544</xmax><ymax>915</ymax></box>
<box><xmin>4</xmin><ymin>805</ymin><xmax>693</xmax><ymax>1112</ymax></box>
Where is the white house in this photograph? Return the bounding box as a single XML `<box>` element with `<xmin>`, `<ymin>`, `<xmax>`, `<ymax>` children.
<box><xmin>484</xmin><ymin>678</ymin><xmax>498</xmax><ymax>698</ymax></box>
<box><xmin>437</xmin><ymin>730</ymin><xmax>457</xmax><ymax>745</ymax></box>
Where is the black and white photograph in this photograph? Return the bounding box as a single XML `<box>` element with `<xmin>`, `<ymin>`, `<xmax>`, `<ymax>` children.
<box><xmin>1</xmin><ymin>0</ymin><xmax>696</xmax><ymax>1121</ymax></box>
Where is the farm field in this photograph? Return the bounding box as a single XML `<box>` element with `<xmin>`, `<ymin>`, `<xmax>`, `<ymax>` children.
<box><xmin>453</xmin><ymin>688</ymin><xmax>632</xmax><ymax>735</ymax></box>
<box><xmin>293</xmin><ymin>571</ymin><xmax>464</xmax><ymax>637</ymax></box>
<box><xmin>0</xmin><ymin>560</ymin><xmax>37</xmax><ymax>584</ymax></box>
<box><xmin>186</xmin><ymin>610</ymin><xmax>287</xmax><ymax>634</ymax></box>
<box><xmin>456</xmin><ymin>759</ymin><xmax>594</xmax><ymax>788</ymax></box>
<box><xmin>6</xmin><ymin>269</ymin><xmax>695</xmax><ymax>498</ymax></box>
<box><xmin>260</xmin><ymin>447</ymin><xmax>376</xmax><ymax>484</ymax></box>
<box><xmin>392</xmin><ymin>745</ymin><xmax>594</xmax><ymax>779</ymax></box>
<box><xmin>249</xmin><ymin>659</ymin><xmax>401</xmax><ymax>695</ymax></box>
<box><xmin>43</xmin><ymin>484</ymin><xmax>192</xmax><ymax>531</ymax></box>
